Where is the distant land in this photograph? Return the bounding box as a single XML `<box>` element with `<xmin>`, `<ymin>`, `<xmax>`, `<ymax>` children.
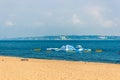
<box><xmin>1</xmin><ymin>35</ymin><xmax>120</xmax><ymax>40</ymax></box>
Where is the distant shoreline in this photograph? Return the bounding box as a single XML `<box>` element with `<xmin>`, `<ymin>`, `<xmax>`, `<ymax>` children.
<box><xmin>1</xmin><ymin>39</ymin><xmax>120</xmax><ymax>41</ymax></box>
<box><xmin>1</xmin><ymin>35</ymin><xmax>120</xmax><ymax>40</ymax></box>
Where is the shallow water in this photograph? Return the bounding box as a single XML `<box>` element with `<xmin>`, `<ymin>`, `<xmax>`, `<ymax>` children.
<box><xmin>0</xmin><ymin>40</ymin><xmax>120</xmax><ymax>63</ymax></box>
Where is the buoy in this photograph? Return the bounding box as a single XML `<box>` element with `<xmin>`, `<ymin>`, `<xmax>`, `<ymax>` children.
<box><xmin>34</xmin><ymin>48</ymin><xmax>41</xmax><ymax>52</ymax></box>
<box><xmin>95</xmin><ymin>49</ymin><xmax>103</xmax><ymax>52</ymax></box>
<box><xmin>84</xmin><ymin>49</ymin><xmax>92</xmax><ymax>53</ymax></box>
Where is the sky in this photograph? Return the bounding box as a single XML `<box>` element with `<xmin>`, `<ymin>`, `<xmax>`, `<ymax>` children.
<box><xmin>0</xmin><ymin>0</ymin><xmax>120</xmax><ymax>38</ymax></box>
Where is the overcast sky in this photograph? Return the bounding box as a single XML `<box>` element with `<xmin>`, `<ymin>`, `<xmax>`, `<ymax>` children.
<box><xmin>0</xmin><ymin>0</ymin><xmax>120</xmax><ymax>38</ymax></box>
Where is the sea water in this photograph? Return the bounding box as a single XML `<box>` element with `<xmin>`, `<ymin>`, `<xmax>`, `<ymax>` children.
<box><xmin>0</xmin><ymin>40</ymin><xmax>120</xmax><ymax>63</ymax></box>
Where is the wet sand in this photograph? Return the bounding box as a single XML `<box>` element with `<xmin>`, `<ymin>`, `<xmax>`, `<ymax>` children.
<box><xmin>0</xmin><ymin>56</ymin><xmax>120</xmax><ymax>80</ymax></box>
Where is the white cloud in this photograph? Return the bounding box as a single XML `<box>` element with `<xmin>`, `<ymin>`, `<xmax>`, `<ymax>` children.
<box><xmin>72</xmin><ymin>14</ymin><xmax>83</xmax><ymax>25</ymax></box>
<box><xmin>82</xmin><ymin>5</ymin><xmax>118</xmax><ymax>27</ymax></box>
<box><xmin>5</xmin><ymin>21</ymin><xmax>15</xmax><ymax>26</ymax></box>
<box><xmin>83</xmin><ymin>5</ymin><xmax>104</xmax><ymax>20</ymax></box>
<box><xmin>33</xmin><ymin>21</ymin><xmax>44</xmax><ymax>26</ymax></box>
<box><xmin>100</xmin><ymin>20</ymin><xmax>114</xmax><ymax>27</ymax></box>
<box><xmin>8</xmin><ymin>14</ymin><xmax>17</xmax><ymax>17</ymax></box>
<box><xmin>42</xmin><ymin>11</ymin><xmax>53</xmax><ymax>16</ymax></box>
<box><xmin>114</xmin><ymin>18</ymin><xmax>120</xmax><ymax>26</ymax></box>
<box><xmin>100</xmin><ymin>20</ymin><xmax>119</xmax><ymax>27</ymax></box>
<box><xmin>47</xmin><ymin>11</ymin><xmax>53</xmax><ymax>16</ymax></box>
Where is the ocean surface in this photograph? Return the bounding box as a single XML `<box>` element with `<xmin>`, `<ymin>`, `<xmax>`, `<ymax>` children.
<box><xmin>0</xmin><ymin>40</ymin><xmax>120</xmax><ymax>63</ymax></box>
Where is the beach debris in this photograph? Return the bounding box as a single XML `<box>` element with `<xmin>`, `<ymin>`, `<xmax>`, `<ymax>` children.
<box><xmin>2</xmin><ymin>59</ymin><xmax>4</xmax><ymax>61</ymax></box>
<box><xmin>34</xmin><ymin>48</ymin><xmax>41</xmax><ymax>52</ymax></box>
<box><xmin>21</xmin><ymin>58</ymin><xmax>29</xmax><ymax>61</ymax></box>
<box><xmin>95</xmin><ymin>49</ymin><xmax>103</xmax><ymax>52</ymax></box>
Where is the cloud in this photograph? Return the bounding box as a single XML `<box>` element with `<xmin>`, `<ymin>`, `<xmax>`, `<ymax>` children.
<box><xmin>8</xmin><ymin>14</ymin><xmax>17</xmax><ymax>18</ymax></box>
<box><xmin>47</xmin><ymin>11</ymin><xmax>53</xmax><ymax>16</ymax></box>
<box><xmin>100</xmin><ymin>20</ymin><xmax>119</xmax><ymax>27</ymax></box>
<box><xmin>41</xmin><ymin>11</ymin><xmax>53</xmax><ymax>16</ymax></box>
<box><xmin>5</xmin><ymin>21</ymin><xmax>15</xmax><ymax>26</ymax></box>
<box><xmin>83</xmin><ymin>5</ymin><xmax>104</xmax><ymax>20</ymax></box>
<box><xmin>82</xmin><ymin>5</ymin><xmax>118</xmax><ymax>27</ymax></box>
<box><xmin>100</xmin><ymin>20</ymin><xmax>115</xmax><ymax>27</ymax></box>
<box><xmin>33</xmin><ymin>21</ymin><xmax>44</xmax><ymax>26</ymax></box>
<box><xmin>72</xmin><ymin>14</ymin><xmax>83</xmax><ymax>25</ymax></box>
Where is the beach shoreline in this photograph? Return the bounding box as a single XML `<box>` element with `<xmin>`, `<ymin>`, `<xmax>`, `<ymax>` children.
<box><xmin>0</xmin><ymin>56</ymin><xmax>120</xmax><ymax>80</ymax></box>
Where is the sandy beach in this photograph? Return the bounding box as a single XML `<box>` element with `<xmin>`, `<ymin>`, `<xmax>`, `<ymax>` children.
<box><xmin>0</xmin><ymin>56</ymin><xmax>120</xmax><ymax>80</ymax></box>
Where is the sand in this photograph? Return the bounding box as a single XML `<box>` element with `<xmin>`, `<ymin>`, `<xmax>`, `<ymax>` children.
<box><xmin>0</xmin><ymin>56</ymin><xmax>120</xmax><ymax>80</ymax></box>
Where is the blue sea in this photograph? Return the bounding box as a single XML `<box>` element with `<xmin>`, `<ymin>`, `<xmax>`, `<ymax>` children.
<box><xmin>0</xmin><ymin>40</ymin><xmax>120</xmax><ymax>63</ymax></box>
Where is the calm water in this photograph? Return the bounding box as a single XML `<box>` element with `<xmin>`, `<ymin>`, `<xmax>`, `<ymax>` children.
<box><xmin>0</xmin><ymin>40</ymin><xmax>120</xmax><ymax>63</ymax></box>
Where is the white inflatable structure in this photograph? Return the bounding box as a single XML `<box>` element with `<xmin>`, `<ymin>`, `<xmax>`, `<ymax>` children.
<box><xmin>46</xmin><ymin>45</ymin><xmax>91</xmax><ymax>53</ymax></box>
<box><xmin>59</xmin><ymin>45</ymin><xmax>76</xmax><ymax>51</ymax></box>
